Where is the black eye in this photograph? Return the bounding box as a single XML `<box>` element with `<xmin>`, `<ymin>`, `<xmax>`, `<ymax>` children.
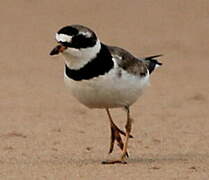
<box><xmin>72</xmin><ymin>35</ymin><xmax>96</xmax><ymax>49</ymax></box>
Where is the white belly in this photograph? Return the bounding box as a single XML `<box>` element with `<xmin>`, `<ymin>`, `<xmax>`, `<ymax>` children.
<box><xmin>64</xmin><ymin>68</ymin><xmax>150</xmax><ymax>109</ymax></box>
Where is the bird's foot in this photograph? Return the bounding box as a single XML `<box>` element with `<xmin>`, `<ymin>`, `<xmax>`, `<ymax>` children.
<box><xmin>109</xmin><ymin>124</ymin><xmax>132</xmax><ymax>157</ymax></box>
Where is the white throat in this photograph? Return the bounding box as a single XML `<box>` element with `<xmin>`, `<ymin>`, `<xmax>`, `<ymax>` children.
<box><xmin>63</xmin><ymin>40</ymin><xmax>101</xmax><ymax>70</ymax></box>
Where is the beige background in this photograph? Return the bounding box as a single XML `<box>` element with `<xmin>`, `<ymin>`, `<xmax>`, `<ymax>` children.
<box><xmin>1</xmin><ymin>0</ymin><xmax>209</xmax><ymax>179</ymax></box>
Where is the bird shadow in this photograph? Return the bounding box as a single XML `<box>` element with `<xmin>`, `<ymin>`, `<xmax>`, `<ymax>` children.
<box><xmin>70</xmin><ymin>152</ymin><xmax>209</xmax><ymax>166</ymax></box>
<box><xmin>129</xmin><ymin>152</ymin><xmax>209</xmax><ymax>164</ymax></box>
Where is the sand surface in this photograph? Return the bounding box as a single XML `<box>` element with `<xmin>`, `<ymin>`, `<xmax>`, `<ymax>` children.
<box><xmin>1</xmin><ymin>0</ymin><xmax>209</xmax><ymax>179</ymax></box>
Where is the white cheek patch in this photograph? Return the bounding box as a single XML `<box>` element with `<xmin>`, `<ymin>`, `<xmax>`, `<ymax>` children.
<box><xmin>56</xmin><ymin>33</ymin><xmax>72</xmax><ymax>42</ymax></box>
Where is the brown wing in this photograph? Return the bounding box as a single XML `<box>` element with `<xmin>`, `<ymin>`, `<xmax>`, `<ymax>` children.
<box><xmin>107</xmin><ymin>45</ymin><xmax>148</xmax><ymax>77</ymax></box>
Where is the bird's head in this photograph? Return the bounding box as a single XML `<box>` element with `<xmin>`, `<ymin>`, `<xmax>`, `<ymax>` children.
<box><xmin>50</xmin><ymin>25</ymin><xmax>101</xmax><ymax>68</ymax></box>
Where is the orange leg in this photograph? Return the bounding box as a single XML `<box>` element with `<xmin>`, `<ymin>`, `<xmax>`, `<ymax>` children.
<box><xmin>102</xmin><ymin>107</ymin><xmax>133</xmax><ymax>164</ymax></box>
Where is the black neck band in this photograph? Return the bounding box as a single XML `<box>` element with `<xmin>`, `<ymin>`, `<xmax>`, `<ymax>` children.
<box><xmin>65</xmin><ymin>44</ymin><xmax>113</xmax><ymax>81</ymax></box>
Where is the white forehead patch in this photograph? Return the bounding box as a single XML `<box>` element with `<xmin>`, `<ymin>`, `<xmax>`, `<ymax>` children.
<box><xmin>79</xmin><ymin>31</ymin><xmax>92</xmax><ymax>38</ymax></box>
<box><xmin>56</xmin><ymin>33</ymin><xmax>72</xmax><ymax>42</ymax></box>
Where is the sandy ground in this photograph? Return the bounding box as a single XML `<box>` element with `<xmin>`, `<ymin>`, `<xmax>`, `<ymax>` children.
<box><xmin>1</xmin><ymin>0</ymin><xmax>209</xmax><ymax>179</ymax></box>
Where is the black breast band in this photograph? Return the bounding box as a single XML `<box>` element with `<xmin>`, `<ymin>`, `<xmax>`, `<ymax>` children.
<box><xmin>65</xmin><ymin>44</ymin><xmax>114</xmax><ymax>81</ymax></box>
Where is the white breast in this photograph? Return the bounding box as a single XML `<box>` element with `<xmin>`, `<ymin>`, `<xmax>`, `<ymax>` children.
<box><xmin>64</xmin><ymin>66</ymin><xmax>150</xmax><ymax>109</ymax></box>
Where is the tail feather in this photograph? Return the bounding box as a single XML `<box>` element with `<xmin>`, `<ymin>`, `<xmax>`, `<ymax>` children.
<box><xmin>143</xmin><ymin>54</ymin><xmax>162</xmax><ymax>74</ymax></box>
<box><xmin>145</xmin><ymin>54</ymin><xmax>163</xmax><ymax>60</ymax></box>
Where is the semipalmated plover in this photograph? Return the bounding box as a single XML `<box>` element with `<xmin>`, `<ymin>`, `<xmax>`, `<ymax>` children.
<box><xmin>50</xmin><ymin>25</ymin><xmax>162</xmax><ymax>164</ymax></box>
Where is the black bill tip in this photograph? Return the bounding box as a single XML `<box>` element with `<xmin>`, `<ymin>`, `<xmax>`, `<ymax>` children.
<box><xmin>49</xmin><ymin>45</ymin><xmax>61</xmax><ymax>56</ymax></box>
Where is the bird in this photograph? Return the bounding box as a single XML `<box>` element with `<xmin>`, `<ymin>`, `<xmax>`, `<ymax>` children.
<box><xmin>49</xmin><ymin>24</ymin><xmax>162</xmax><ymax>164</ymax></box>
